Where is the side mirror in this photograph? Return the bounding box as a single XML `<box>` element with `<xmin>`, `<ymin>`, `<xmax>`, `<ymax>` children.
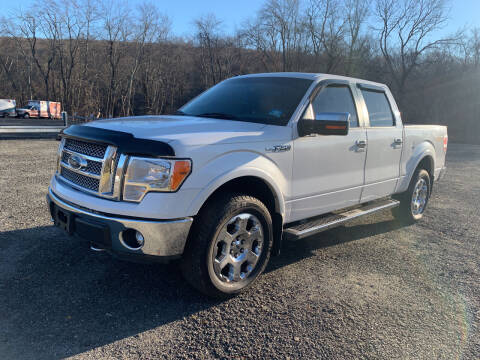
<box><xmin>298</xmin><ymin>112</ymin><xmax>350</xmax><ymax>136</ymax></box>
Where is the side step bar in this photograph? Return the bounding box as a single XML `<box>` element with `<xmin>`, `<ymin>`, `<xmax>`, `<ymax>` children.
<box><xmin>283</xmin><ymin>199</ymin><xmax>399</xmax><ymax>240</ymax></box>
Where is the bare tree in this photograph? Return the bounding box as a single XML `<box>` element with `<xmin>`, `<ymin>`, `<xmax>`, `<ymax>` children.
<box><xmin>305</xmin><ymin>0</ymin><xmax>346</xmax><ymax>72</ymax></box>
<box><xmin>240</xmin><ymin>0</ymin><xmax>304</xmax><ymax>72</ymax></box>
<box><xmin>375</xmin><ymin>0</ymin><xmax>458</xmax><ymax>104</ymax></box>
<box><xmin>0</xmin><ymin>38</ymin><xmax>19</xmax><ymax>93</ymax></box>
<box><xmin>344</xmin><ymin>0</ymin><xmax>369</xmax><ymax>75</ymax></box>
<box><xmin>240</xmin><ymin>17</ymin><xmax>282</xmax><ymax>72</ymax></box>
<box><xmin>99</xmin><ymin>0</ymin><xmax>130</xmax><ymax>117</ymax></box>
<box><xmin>194</xmin><ymin>14</ymin><xmax>224</xmax><ymax>87</ymax></box>
<box><xmin>260</xmin><ymin>0</ymin><xmax>303</xmax><ymax>72</ymax></box>
<box><xmin>48</xmin><ymin>0</ymin><xmax>89</xmax><ymax>113</ymax></box>
<box><xmin>6</xmin><ymin>8</ymin><xmax>58</xmax><ymax>100</ymax></box>
<box><xmin>122</xmin><ymin>3</ymin><xmax>170</xmax><ymax>116</ymax></box>
<box><xmin>468</xmin><ymin>28</ymin><xmax>480</xmax><ymax>68</ymax></box>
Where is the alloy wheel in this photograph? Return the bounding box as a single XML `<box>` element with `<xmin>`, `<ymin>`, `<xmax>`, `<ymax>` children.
<box><xmin>212</xmin><ymin>213</ymin><xmax>264</xmax><ymax>283</ymax></box>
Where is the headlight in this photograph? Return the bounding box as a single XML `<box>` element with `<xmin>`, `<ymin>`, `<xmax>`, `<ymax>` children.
<box><xmin>123</xmin><ymin>157</ymin><xmax>192</xmax><ymax>202</ymax></box>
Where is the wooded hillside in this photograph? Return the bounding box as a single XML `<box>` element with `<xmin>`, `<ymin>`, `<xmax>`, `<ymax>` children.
<box><xmin>1</xmin><ymin>0</ymin><xmax>479</xmax><ymax>143</ymax></box>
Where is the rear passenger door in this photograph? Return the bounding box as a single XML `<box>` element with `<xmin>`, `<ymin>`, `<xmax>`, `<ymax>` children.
<box><xmin>357</xmin><ymin>84</ymin><xmax>403</xmax><ymax>202</ymax></box>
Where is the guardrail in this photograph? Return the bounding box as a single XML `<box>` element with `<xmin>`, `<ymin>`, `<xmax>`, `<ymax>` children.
<box><xmin>0</xmin><ymin>112</ymin><xmax>104</xmax><ymax>139</ymax></box>
<box><xmin>0</xmin><ymin>125</ymin><xmax>65</xmax><ymax>138</ymax></box>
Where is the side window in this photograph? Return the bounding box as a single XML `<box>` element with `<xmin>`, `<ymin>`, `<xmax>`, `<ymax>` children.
<box><xmin>311</xmin><ymin>85</ymin><xmax>359</xmax><ymax>127</ymax></box>
<box><xmin>361</xmin><ymin>89</ymin><xmax>395</xmax><ymax>127</ymax></box>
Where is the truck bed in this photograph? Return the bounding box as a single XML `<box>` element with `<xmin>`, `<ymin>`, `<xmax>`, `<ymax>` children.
<box><xmin>402</xmin><ymin>124</ymin><xmax>448</xmax><ymax>181</ymax></box>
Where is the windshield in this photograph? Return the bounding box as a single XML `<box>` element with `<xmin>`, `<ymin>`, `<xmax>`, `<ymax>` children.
<box><xmin>178</xmin><ymin>77</ymin><xmax>313</xmax><ymax>125</ymax></box>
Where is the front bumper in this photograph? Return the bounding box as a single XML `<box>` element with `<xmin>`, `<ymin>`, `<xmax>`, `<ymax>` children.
<box><xmin>47</xmin><ymin>188</ymin><xmax>193</xmax><ymax>262</ymax></box>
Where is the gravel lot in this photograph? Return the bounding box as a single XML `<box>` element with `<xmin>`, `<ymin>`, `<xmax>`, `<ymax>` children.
<box><xmin>0</xmin><ymin>140</ymin><xmax>478</xmax><ymax>359</ymax></box>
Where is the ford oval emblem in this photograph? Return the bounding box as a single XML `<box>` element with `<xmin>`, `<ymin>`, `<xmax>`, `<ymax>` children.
<box><xmin>68</xmin><ymin>154</ymin><xmax>88</xmax><ymax>170</ymax></box>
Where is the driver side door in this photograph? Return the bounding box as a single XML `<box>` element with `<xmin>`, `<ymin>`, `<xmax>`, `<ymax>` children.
<box><xmin>290</xmin><ymin>82</ymin><xmax>367</xmax><ymax>222</ymax></box>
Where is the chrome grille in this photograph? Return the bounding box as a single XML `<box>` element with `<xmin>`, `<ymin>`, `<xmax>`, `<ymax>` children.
<box><xmin>60</xmin><ymin>167</ymin><xmax>100</xmax><ymax>191</ymax></box>
<box><xmin>61</xmin><ymin>152</ymin><xmax>103</xmax><ymax>175</ymax></box>
<box><xmin>110</xmin><ymin>153</ymin><xmax>121</xmax><ymax>192</ymax></box>
<box><xmin>57</xmin><ymin>137</ymin><xmax>122</xmax><ymax>200</ymax></box>
<box><xmin>64</xmin><ymin>138</ymin><xmax>108</xmax><ymax>158</ymax></box>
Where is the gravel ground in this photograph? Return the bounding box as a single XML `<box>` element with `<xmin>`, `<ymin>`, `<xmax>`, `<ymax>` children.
<box><xmin>0</xmin><ymin>140</ymin><xmax>478</xmax><ymax>359</ymax></box>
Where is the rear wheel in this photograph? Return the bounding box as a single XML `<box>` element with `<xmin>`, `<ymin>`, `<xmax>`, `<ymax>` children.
<box><xmin>181</xmin><ymin>193</ymin><xmax>273</xmax><ymax>298</ymax></box>
<box><xmin>393</xmin><ymin>169</ymin><xmax>431</xmax><ymax>223</ymax></box>
<box><xmin>23</xmin><ymin>113</ymin><xmax>29</xmax><ymax>119</ymax></box>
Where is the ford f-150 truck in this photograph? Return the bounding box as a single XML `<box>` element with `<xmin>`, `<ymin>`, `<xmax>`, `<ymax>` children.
<box><xmin>47</xmin><ymin>73</ymin><xmax>447</xmax><ymax>297</ymax></box>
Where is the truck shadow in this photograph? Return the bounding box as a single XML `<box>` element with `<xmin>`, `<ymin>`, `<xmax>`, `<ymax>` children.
<box><xmin>268</xmin><ymin>217</ymin><xmax>407</xmax><ymax>273</ymax></box>
<box><xmin>0</xmin><ymin>217</ymin><xmax>407</xmax><ymax>359</ymax></box>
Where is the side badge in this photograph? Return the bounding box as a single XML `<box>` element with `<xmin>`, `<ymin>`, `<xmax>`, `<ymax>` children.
<box><xmin>265</xmin><ymin>144</ymin><xmax>291</xmax><ymax>153</ymax></box>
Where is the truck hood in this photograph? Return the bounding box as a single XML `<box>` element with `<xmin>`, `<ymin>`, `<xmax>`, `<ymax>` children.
<box><xmin>84</xmin><ymin>115</ymin><xmax>273</xmax><ymax>146</ymax></box>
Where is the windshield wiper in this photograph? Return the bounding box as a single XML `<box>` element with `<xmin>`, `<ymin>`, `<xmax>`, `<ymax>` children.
<box><xmin>194</xmin><ymin>112</ymin><xmax>238</xmax><ymax>120</ymax></box>
<box><xmin>174</xmin><ymin>110</ymin><xmax>187</xmax><ymax>115</ymax></box>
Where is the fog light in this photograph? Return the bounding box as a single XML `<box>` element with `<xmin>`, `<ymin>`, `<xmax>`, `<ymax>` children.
<box><xmin>121</xmin><ymin>229</ymin><xmax>145</xmax><ymax>250</ymax></box>
<box><xmin>135</xmin><ymin>231</ymin><xmax>145</xmax><ymax>246</ymax></box>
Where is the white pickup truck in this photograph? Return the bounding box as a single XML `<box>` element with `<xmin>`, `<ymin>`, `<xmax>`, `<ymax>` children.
<box><xmin>47</xmin><ymin>73</ymin><xmax>447</xmax><ymax>297</ymax></box>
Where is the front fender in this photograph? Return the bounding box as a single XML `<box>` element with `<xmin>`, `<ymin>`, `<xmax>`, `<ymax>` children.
<box><xmin>184</xmin><ymin>150</ymin><xmax>288</xmax><ymax>217</ymax></box>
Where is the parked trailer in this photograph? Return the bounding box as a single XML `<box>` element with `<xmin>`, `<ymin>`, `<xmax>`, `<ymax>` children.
<box><xmin>0</xmin><ymin>99</ymin><xmax>16</xmax><ymax>117</ymax></box>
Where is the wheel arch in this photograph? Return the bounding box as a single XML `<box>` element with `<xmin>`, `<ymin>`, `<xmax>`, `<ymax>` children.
<box><xmin>396</xmin><ymin>154</ymin><xmax>435</xmax><ymax>196</ymax></box>
<box><xmin>201</xmin><ymin>176</ymin><xmax>279</xmax><ymax>211</ymax></box>
<box><xmin>416</xmin><ymin>155</ymin><xmax>434</xmax><ymax>178</ymax></box>
<box><xmin>189</xmin><ymin>175</ymin><xmax>285</xmax><ymax>256</ymax></box>
<box><xmin>416</xmin><ymin>155</ymin><xmax>435</xmax><ymax>192</ymax></box>
<box><xmin>397</xmin><ymin>141</ymin><xmax>436</xmax><ymax>193</ymax></box>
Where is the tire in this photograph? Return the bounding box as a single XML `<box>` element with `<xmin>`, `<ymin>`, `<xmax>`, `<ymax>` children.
<box><xmin>393</xmin><ymin>169</ymin><xmax>431</xmax><ymax>223</ymax></box>
<box><xmin>181</xmin><ymin>193</ymin><xmax>273</xmax><ymax>298</ymax></box>
<box><xmin>23</xmin><ymin>113</ymin><xmax>29</xmax><ymax>119</ymax></box>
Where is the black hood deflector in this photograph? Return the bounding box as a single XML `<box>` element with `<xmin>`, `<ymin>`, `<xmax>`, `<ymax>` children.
<box><xmin>62</xmin><ymin>125</ymin><xmax>175</xmax><ymax>157</ymax></box>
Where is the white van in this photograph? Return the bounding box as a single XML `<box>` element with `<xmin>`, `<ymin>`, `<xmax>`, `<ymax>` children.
<box><xmin>0</xmin><ymin>99</ymin><xmax>16</xmax><ymax>117</ymax></box>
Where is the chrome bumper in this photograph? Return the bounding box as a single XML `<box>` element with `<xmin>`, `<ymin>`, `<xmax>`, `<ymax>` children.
<box><xmin>47</xmin><ymin>188</ymin><xmax>193</xmax><ymax>261</ymax></box>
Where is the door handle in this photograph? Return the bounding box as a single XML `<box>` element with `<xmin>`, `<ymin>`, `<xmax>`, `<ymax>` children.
<box><xmin>394</xmin><ymin>138</ymin><xmax>403</xmax><ymax>145</ymax></box>
<box><xmin>356</xmin><ymin>140</ymin><xmax>367</xmax><ymax>148</ymax></box>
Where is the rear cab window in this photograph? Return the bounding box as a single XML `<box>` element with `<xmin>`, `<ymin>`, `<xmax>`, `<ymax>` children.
<box><xmin>360</xmin><ymin>88</ymin><xmax>395</xmax><ymax>127</ymax></box>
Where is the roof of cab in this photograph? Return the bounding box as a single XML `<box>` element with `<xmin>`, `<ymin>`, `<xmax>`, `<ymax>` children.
<box><xmin>236</xmin><ymin>72</ymin><xmax>387</xmax><ymax>89</ymax></box>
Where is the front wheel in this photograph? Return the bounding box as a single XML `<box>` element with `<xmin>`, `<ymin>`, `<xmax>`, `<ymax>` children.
<box><xmin>181</xmin><ymin>193</ymin><xmax>273</xmax><ymax>298</ymax></box>
<box><xmin>393</xmin><ymin>169</ymin><xmax>431</xmax><ymax>223</ymax></box>
<box><xmin>23</xmin><ymin>113</ymin><xmax>29</xmax><ymax>119</ymax></box>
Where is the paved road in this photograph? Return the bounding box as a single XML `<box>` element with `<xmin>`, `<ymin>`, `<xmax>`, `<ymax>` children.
<box><xmin>0</xmin><ymin>117</ymin><xmax>64</xmax><ymax>126</ymax></box>
<box><xmin>0</xmin><ymin>140</ymin><xmax>478</xmax><ymax>359</ymax></box>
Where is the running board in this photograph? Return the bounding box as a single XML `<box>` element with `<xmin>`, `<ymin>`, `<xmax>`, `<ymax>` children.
<box><xmin>283</xmin><ymin>199</ymin><xmax>399</xmax><ymax>240</ymax></box>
